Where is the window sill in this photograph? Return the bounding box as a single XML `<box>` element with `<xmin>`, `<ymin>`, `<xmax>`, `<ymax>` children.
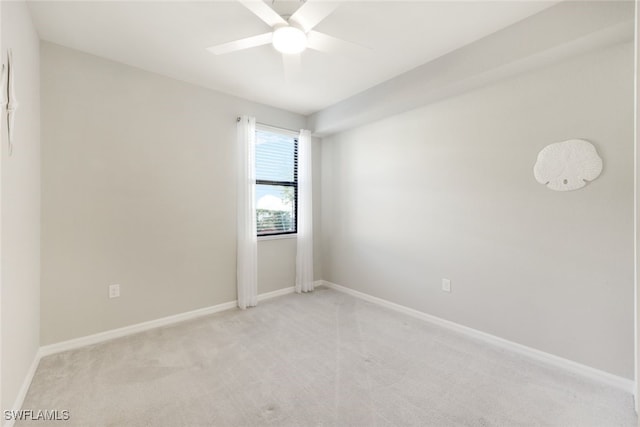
<box><xmin>258</xmin><ymin>234</ymin><xmax>297</xmax><ymax>242</ymax></box>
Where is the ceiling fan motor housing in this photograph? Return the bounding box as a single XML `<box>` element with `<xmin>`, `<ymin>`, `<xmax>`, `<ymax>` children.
<box><xmin>272</xmin><ymin>26</ymin><xmax>307</xmax><ymax>54</ymax></box>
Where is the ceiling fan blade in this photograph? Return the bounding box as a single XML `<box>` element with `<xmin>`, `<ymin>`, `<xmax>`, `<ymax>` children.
<box><xmin>289</xmin><ymin>1</ymin><xmax>340</xmax><ymax>33</ymax></box>
<box><xmin>282</xmin><ymin>53</ymin><xmax>301</xmax><ymax>80</ymax></box>
<box><xmin>306</xmin><ymin>31</ymin><xmax>367</xmax><ymax>55</ymax></box>
<box><xmin>207</xmin><ymin>32</ymin><xmax>273</xmax><ymax>55</ymax></box>
<box><xmin>238</xmin><ymin>0</ymin><xmax>287</xmax><ymax>28</ymax></box>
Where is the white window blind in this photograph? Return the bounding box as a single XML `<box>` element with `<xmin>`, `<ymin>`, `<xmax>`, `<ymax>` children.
<box><xmin>255</xmin><ymin>126</ymin><xmax>298</xmax><ymax>236</ymax></box>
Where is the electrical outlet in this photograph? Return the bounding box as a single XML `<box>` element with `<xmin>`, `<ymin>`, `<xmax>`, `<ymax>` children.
<box><xmin>109</xmin><ymin>284</ymin><xmax>120</xmax><ymax>299</ymax></box>
<box><xmin>442</xmin><ymin>278</ymin><xmax>451</xmax><ymax>293</ymax></box>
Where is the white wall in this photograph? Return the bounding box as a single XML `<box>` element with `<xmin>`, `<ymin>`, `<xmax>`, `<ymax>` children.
<box><xmin>1</xmin><ymin>0</ymin><xmax>41</xmax><ymax>414</ymax></box>
<box><xmin>40</xmin><ymin>42</ymin><xmax>308</xmax><ymax>345</ymax></box>
<box><xmin>321</xmin><ymin>42</ymin><xmax>634</xmax><ymax>379</ymax></box>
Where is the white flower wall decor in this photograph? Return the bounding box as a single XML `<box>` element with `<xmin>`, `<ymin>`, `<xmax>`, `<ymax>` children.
<box><xmin>533</xmin><ymin>139</ymin><xmax>603</xmax><ymax>191</ymax></box>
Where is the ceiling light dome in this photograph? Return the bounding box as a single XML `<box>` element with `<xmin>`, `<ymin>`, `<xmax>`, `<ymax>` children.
<box><xmin>272</xmin><ymin>26</ymin><xmax>307</xmax><ymax>54</ymax></box>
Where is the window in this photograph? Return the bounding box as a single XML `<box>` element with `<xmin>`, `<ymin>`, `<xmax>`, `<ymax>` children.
<box><xmin>255</xmin><ymin>125</ymin><xmax>298</xmax><ymax>236</ymax></box>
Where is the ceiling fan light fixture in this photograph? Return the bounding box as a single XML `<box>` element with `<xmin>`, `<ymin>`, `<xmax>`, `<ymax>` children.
<box><xmin>272</xmin><ymin>26</ymin><xmax>307</xmax><ymax>54</ymax></box>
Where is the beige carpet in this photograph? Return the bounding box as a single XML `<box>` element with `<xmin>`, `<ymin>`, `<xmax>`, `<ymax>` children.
<box><xmin>17</xmin><ymin>287</ymin><xmax>637</xmax><ymax>426</ymax></box>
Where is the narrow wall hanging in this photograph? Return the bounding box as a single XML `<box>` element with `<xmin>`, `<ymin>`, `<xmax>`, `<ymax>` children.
<box><xmin>6</xmin><ymin>49</ymin><xmax>18</xmax><ymax>155</ymax></box>
<box><xmin>533</xmin><ymin>139</ymin><xmax>602</xmax><ymax>191</ymax></box>
<box><xmin>0</xmin><ymin>61</ymin><xmax>5</xmax><ymax>138</ymax></box>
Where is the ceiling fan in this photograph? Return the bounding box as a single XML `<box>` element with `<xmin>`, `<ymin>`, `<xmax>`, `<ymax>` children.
<box><xmin>207</xmin><ymin>0</ymin><xmax>359</xmax><ymax>76</ymax></box>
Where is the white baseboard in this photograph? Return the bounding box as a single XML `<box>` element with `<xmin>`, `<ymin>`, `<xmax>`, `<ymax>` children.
<box><xmin>39</xmin><ymin>301</ymin><xmax>237</xmax><ymax>357</ymax></box>
<box><xmin>320</xmin><ymin>280</ymin><xmax>635</xmax><ymax>394</ymax></box>
<box><xmin>4</xmin><ymin>349</ymin><xmax>42</xmax><ymax>427</ymax></box>
<box><xmin>258</xmin><ymin>286</ymin><xmax>295</xmax><ymax>301</ymax></box>
<box><xmin>40</xmin><ymin>286</ymin><xmax>296</xmax><ymax>358</ymax></box>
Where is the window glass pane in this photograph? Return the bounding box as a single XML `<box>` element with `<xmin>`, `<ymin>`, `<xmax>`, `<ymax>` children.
<box><xmin>256</xmin><ymin>129</ymin><xmax>296</xmax><ymax>182</ymax></box>
<box><xmin>256</xmin><ymin>184</ymin><xmax>295</xmax><ymax>234</ymax></box>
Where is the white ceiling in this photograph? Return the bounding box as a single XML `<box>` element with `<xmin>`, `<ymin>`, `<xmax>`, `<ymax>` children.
<box><xmin>27</xmin><ymin>1</ymin><xmax>557</xmax><ymax>115</ymax></box>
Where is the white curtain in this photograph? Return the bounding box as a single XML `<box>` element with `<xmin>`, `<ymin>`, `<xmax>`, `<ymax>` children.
<box><xmin>296</xmin><ymin>129</ymin><xmax>314</xmax><ymax>293</ymax></box>
<box><xmin>236</xmin><ymin>116</ymin><xmax>258</xmax><ymax>309</ymax></box>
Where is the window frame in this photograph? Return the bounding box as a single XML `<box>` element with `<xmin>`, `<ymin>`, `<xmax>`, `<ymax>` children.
<box><xmin>255</xmin><ymin>124</ymin><xmax>299</xmax><ymax>237</ymax></box>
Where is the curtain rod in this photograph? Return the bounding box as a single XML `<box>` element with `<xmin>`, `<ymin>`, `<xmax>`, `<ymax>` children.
<box><xmin>236</xmin><ymin>116</ymin><xmax>299</xmax><ymax>135</ymax></box>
